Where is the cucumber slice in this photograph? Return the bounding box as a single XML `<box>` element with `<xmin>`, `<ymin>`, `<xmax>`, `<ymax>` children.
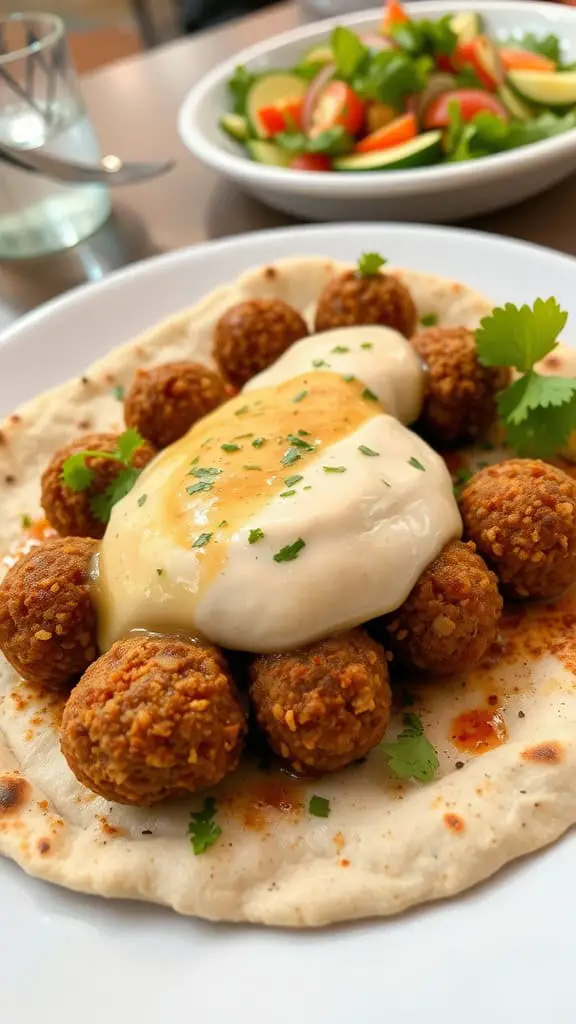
<box><xmin>333</xmin><ymin>131</ymin><xmax>442</xmax><ymax>171</ymax></box>
<box><xmin>507</xmin><ymin>69</ymin><xmax>576</xmax><ymax>107</ymax></box>
<box><xmin>302</xmin><ymin>43</ymin><xmax>333</xmax><ymax>65</ymax></box>
<box><xmin>246</xmin><ymin>139</ymin><xmax>291</xmax><ymax>167</ymax></box>
<box><xmin>450</xmin><ymin>11</ymin><xmax>482</xmax><ymax>45</ymax></box>
<box><xmin>220</xmin><ymin>113</ymin><xmax>249</xmax><ymax>142</ymax></box>
<box><xmin>246</xmin><ymin>73</ymin><xmax>308</xmax><ymax>138</ymax></box>
<box><xmin>498</xmin><ymin>83</ymin><xmax>533</xmax><ymax>121</ymax></box>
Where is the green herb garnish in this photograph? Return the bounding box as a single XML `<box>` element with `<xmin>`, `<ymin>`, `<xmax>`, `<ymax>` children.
<box><xmin>381</xmin><ymin>713</ymin><xmax>439</xmax><ymax>783</ymax></box>
<box><xmin>293</xmin><ymin>389</ymin><xmax>308</xmax><ymax>403</ymax></box>
<box><xmin>188</xmin><ymin>797</ymin><xmax>222</xmax><ymax>855</ymax></box>
<box><xmin>156</xmin><ymin>568</ymin><xmax>163</xmax><ymax>576</ymax></box>
<box><xmin>248</xmin><ymin>527</ymin><xmax>264</xmax><ymax>544</ymax></box>
<box><xmin>313</xmin><ymin>358</ymin><xmax>331</xmax><ymax>368</ymax></box>
<box><xmin>408</xmin><ymin>456</ymin><xmax>425</xmax><ymax>471</ymax></box>
<box><xmin>281</xmin><ymin>447</ymin><xmax>301</xmax><ymax>467</ymax></box>
<box><xmin>191</xmin><ymin>466</ymin><xmax>222</xmax><ymax>478</ymax></box>
<box><xmin>252</xmin><ymin>437</ymin><xmax>266</xmax><ymax>448</ymax></box>
<box><xmin>186</xmin><ymin>480</ymin><xmax>214</xmax><ymax>495</ymax></box>
<box><xmin>286</xmin><ymin>434</ymin><xmax>316</xmax><ymax>451</ymax></box>
<box><xmin>360</xmin><ymin>342</ymin><xmax>373</xmax><ymax>350</ymax></box>
<box><xmin>273</xmin><ymin>538</ymin><xmax>306</xmax><ymax>563</ymax></box>
<box><xmin>235</xmin><ymin>405</ymin><xmax>249</xmax><ymax>416</ymax></box>
<box><xmin>342</xmin><ymin>374</ymin><xmax>356</xmax><ymax>382</ymax></box>
<box><xmin>362</xmin><ymin>387</ymin><xmax>378</xmax><ymax>402</ymax></box>
<box><xmin>61</xmin><ymin>427</ymin><xmax>146</xmax><ymax>525</ymax></box>
<box><xmin>323</xmin><ymin>465</ymin><xmax>347</xmax><ymax>473</ymax></box>
<box><xmin>420</xmin><ymin>312</ymin><xmax>438</xmax><ymax>327</ymax></box>
<box><xmin>113</xmin><ymin>384</ymin><xmax>125</xmax><ymax>401</ymax></box>
<box><xmin>137</xmin><ymin>493</ymin><xmax>147</xmax><ymax>507</ymax></box>
<box><xmin>192</xmin><ymin>532</ymin><xmax>212</xmax><ymax>548</ymax></box>
<box><xmin>356</xmin><ymin>252</ymin><xmax>386</xmax><ymax>277</ymax></box>
<box><xmin>284</xmin><ymin>474</ymin><xmax>303</xmax><ymax>487</ymax></box>
<box><xmin>453</xmin><ymin>467</ymin><xmax>474</xmax><ymax>498</ymax></box>
<box><xmin>298</xmin><ymin>429</ymin><xmax>310</xmax><ymax>436</ymax></box>
<box><xmin>476</xmin><ymin>297</ymin><xmax>576</xmax><ymax>456</ymax></box>
<box><xmin>243</xmin><ymin>464</ymin><xmax>261</xmax><ymax>471</ymax></box>
<box><xmin>280</xmin><ymin>489</ymin><xmax>297</xmax><ymax>497</ymax></box>
<box><xmin>20</xmin><ymin>514</ymin><xmax>32</xmax><ymax>529</ymax></box>
<box><xmin>309</xmin><ymin>795</ymin><xmax>331</xmax><ymax>818</ymax></box>
<box><xmin>221</xmin><ymin>443</ymin><xmax>241</xmax><ymax>452</ymax></box>
<box><xmin>358</xmin><ymin>445</ymin><xmax>379</xmax><ymax>457</ymax></box>
<box><xmin>331</xmin><ymin>345</ymin><xmax>350</xmax><ymax>354</ymax></box>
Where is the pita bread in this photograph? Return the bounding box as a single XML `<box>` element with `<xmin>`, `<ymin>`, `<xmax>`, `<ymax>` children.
<box><xmin>1</xmin><ymin>256</ymin><xmax>575</xmax><ymax>928</ymax></box>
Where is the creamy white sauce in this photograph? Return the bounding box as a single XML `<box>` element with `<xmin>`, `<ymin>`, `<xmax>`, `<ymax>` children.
<box><xmin>97</xmin><ymin>414</ymin><xmax>461</xmax><ymax>654</ymax></box>
<box><xmin>244</xmin><ymin>325</ymin><xmax>425</xmax><ymax>425</ymax></box>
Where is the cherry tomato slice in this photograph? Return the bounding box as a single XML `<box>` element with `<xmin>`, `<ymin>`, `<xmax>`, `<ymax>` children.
<box><xmin>289</xmin><ymin>153</ymin><xmax>332</xmax><ymax>171</ymax></box>
<box><xmin>355</xmin><ymin>112</ymin><xmax>416</xmax><ymax>153</ymax></box>
<box><xmin>454</xmin><ymin>37</ymin><xmax>503</xmax><ymax>91</ymax></box>
<box><xmin>257</xmin><ymin>99</ymin><xmax>304</xmax><ymax>136</ymax></box>
<box><xmin>382</xmin><ymin>0</ymin><xmax>409</xmax><ymax>32</ymax></box>
<box><xmin>423</xmin><ymin>88</ymin><xmax>508</xmax><ymax>129</ymax></box>
<box><xmin>309</xmin><ymin>81</ymin><xmax>365</xmax><ymax>138</ymax></box>
<box><xmin>499</xmin><ymin>47</ymin><xmax>556</xmax><ymax>72</ymax></box>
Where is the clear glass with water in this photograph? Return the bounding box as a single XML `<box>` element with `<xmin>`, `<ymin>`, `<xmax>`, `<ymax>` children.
<box><xmin>0</xmin><ymin>13</ymin><xmax>110</xmax><ymax>259</ymax></box>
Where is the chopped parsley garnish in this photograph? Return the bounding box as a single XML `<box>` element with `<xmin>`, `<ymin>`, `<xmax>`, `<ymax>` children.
<box><xmin>420</xmin><ymin>312</ymin><xmax>438</xmax><ymax>327</ymax></box>
<box><xmin>362</xmin><ymin>387</ymin><xmax>378</xmax><ymax>402</ymax></box>
<box><xmin>281</xmin><ymin>447</ymin><xmax>301</xmax><ymax>467</ymax></box>
<box><xmin>361</xmin><ymin>342</ymin><xmax>373</xmax><ymax>350</ymax></box>
<box><xmin>286</xmin><ymin>434</ymin><xmax>316</xmax><ymax>451</ymax></box>
<box><xmin>285</xmin><ymin>474</ymin><xmax>303</xmax><ymax>487</ymax></box>
<box><xmin>303</xmin><ymin>485</ymin><xmax>312</xmax><ymax>491</ymax></box>
<box><xmin>190</xmin><ymin>456</ymin><xmax>200</xmax><ymax>467</ymax></box>
<box><xmin>331</xmin><ymin>345</ymin><xmax>350</xmax><ymax>354</ymax></box>
<box><xmin>408</xmin><ymin>456</ymin><xmax>426</xmax><ymax>471</ymax></box>
<box><xmin>192</xmin><ymin>532</ymin><xmax>212</xmax><ymax>548</ymax></box>
<box><xmin>476</xmin><ymin>297</ymin><xmax>576</xmax><ymax>456</ymax></box>
<box><xmin>234</xmin><ymin>405</ymin><xmax>249</xmax><ymax>416</ymax></box>
<box><xmin>156</xmin><ymin>568</ymin><xmax>163</xmax><ymax>576</ymax></box>
<box><xmin>273</xmin><ymin>538</ymin><xmax>306</xmax><ymax>563</ymax></box>
<box><xmin>248</xmin><ymin>527</ymin><xmax>264</xmax><ymax>544</ymax></box>
<box><xmin>312</xmin><ymin>358</ymin><xmax>330</xmax><ymax>368</ymax></box>
<box><xmin>323</xmin><ymin>465</ymin><xmax>347</xmax><ymax>473</ymax></box>
<box><xmin>137</xmin><ymin>493</ymin><xmax>148</xmax><ymax>507</ymax></box>
<box><xmin>252</xmin><ymin>437</ymin><xmax>266</xmax><ymax>448</ymax></box>
<box><xmin>356</xmin><ymin>252</ymin><xmax>387</xmax><ymax>277</ymax></box>
<box><xmin>280</xmin><ymin>489</ymin><xmax>297</xmax><ymax>497</ymax></box>
<box><xmin>218</xmin><ymin>519</ymin><xmax>228</xmax><ymax>527</ymax></box>
<box><xmin>342</xmin><ymin>374</ymin><xmax>356</xmax><ymax>382</ymax></box>
<box><xmin>453</xmin><ymin>467</ymin><xmax>474</xmax><ymax>497</ymax></box>
<box><xmin>188</xmin><ymin>797</ymin><xmax>222</xmax><ymax>855</ymax></box>
<box><xmin>113</xmin><ymin>384</ymin><xmax>125</xmax><ymax>401</ymax></box>
<box><xmin>235</xmin><ymin>433</ymin><xmax>254</xmax><ymax>440</ymax></box>
<box><xmin>293</xmin><ymin>389</ymin><xmax>308</xmax><ymax>403</ymax></box>
<box><xmin>243</xmin><ymin>464</ymin><xmax>261</xmax><ymax>471</ymax></box>
<box><xmin>61</xmin><ymin>427</ymin><xmax>146</xmax><ymax>525</ymax></box>
<box><xmin>221</xmin><ymin>443</ymin><xmax>241</xmax><ymax>452</ymax></box>
<box><xmin>381</xmin><ymin>713</ymin><xmax>439</xmax><ymax>783</ymax></box>
<box><xmin>358</xmin><ymin>445</ymin><xmax>379</xmax><ymax>457</ymax></box>
<box><xmin>20</xmin><ymin>514</ymin><xmax>32</xmax><ymax>529</ymax></box>
<box><xmin>186</xmin><ymin>480</ymin><xmax>214</xmax><ymax>494</ymax></box>
<box><xmin>309</xmin><ymin>795</ymin><xmax>331</xmax><ymax>818</ymax></box>
<box><xmin>192</xmin><ymin>466</ymin><xmax>222</xmax><ymax>478</ymax></box>
<box><xmin>298</xmin><ymin>429</ymin><xmax>310</xmax><ymax>436</ymax></box>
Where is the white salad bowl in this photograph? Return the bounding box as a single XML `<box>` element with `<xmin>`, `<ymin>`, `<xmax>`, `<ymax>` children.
<box><xmin>178</xmin><ymin>0</ymin><xmax>576</xmax><ymax>222</ymax></box>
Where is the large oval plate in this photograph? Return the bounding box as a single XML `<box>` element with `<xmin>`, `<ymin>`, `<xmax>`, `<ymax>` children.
<box><xmin>1</xmin><ymin>223</ymin><xmax>575</xmax><ymax>1022</ymax></box>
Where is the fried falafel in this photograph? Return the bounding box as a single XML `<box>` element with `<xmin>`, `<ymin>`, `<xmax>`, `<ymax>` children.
<box><xmin>314</xmin><ymin>269</ymin><xmax>417</xmax><ymax>337</ymax></box>
<box><xmin>124</xmin><ymin>361</ymin><xmax>228</xmax><ymax>449</ymax></box>
<box><xmin>214</xmin><ymin>298</ymin><xmax>308</xmax><ymax>388</ymax></box>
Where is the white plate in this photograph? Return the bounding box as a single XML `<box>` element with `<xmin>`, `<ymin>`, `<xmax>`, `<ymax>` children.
<box><xmin>178</xmin><ymin>0</ymin><xmax>576</xmax><ymax>223</ymax></box>
<box><xmin>1</xmin><ymin>224</ymin><xmax>576</xmax><ymax>1023</ymax></box>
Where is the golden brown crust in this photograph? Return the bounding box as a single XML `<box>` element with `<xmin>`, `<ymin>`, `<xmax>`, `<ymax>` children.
<box><xmin>314</xmin><ymin>271</ymin><xmax>417</xmax><ymax>337</ymax></box>
<box><xmin>213</xmin><ymin>299</ymin><xmax>308</xmax><ymax>387</ymax></box>
<box><xmin>410</xmin><ymin>326</ymin><xmax>510</xmax><ymax>445</ymax></box>
<box><xmin>0</xmin><ymin>537</ymin><xmax>98</xmax><ymax>689</ymax></box>
<box><xmin>41</xmin><ymin>432</ymin><xmax>156</xmax><ymax>539</ymax></box>
<box><xmin>383</xmin><ymin>540</ymin><xmax>502</xmax><ymax>675</ymax></box>
<box><xmin>249</xmin><ymin>628</ymin><xmax>391</xmax><ymax>773</ymax></box>
<box><xmin>460</xmin><ymin>459</ymin><xmax>576</xmax><ymax>600</ymax></box>
<box><xmin>124</xmin><ymin>361</ymin><xmax>228</xmax><ymax>449</ymax></box>
<box><xmin>60</xmin><ymin>636</ymin><xmax>246</xmax><ymax>805</ymax></box>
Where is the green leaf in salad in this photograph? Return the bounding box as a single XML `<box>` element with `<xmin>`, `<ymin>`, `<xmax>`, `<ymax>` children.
<box><xmin>330</xmin><ymin>26</ymin><xmax>368</xmax><ymax>80</ymax></box>
<box><xmin>447</xmin><ymin>107</ymin><xmax>576</xmax><ymax>162</ymax></box>
<box><xmin>275</xmin><ymin>125</ymin><xmax>353</xmax><ymax>156</ymax></box>
<box><xmin>293</xmin><ymin>60</ymin><xmax>328</xmax><ymax>82</ymax></box>
<box><xmin>228</xmin><ymin>65</ymin><xmax>256</xmax><ymax>115</ymax></box>
<box><xmin>510</xmin><ymin>31</ymin><xmax>562</xmax><ymax>64</ymax></box>
<box><xmin>391</xmin><ymin>15</ymin><xmax>457</xmax><ymax>58</ymax></box>
<box><xmin>453</xmin><ymin>65</ymin><xmax>484</xmax><ymax>89</ymax></box>
<box><xmin>353</xmin><ymin>50</ymin><xmax>432</xmax><ymax>111</ymax></box>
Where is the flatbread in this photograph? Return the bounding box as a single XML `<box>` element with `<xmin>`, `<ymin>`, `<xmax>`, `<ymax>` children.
<box><xmin>1</xmin><ymin>256</ymin><xmax>575</xmax><ymax>928</ymax></box>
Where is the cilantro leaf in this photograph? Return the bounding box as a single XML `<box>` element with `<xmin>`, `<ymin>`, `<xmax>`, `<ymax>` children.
<box><xmin>115</xmin><ymin>427</ymin><xmax>145</xmax><ymax>463</ymax></box>
<box><xmin>113</xmin><ymin>384</ymin><xmax>125</xmax><ymax>401</ymax></box>
<box><xmin>192</xmin><ymin>532</ymin><xmax>212</xmax><ymax>548</ymax></box>
<box><xmin>497</xmin><ymin>373</ymin><xmax>576</xmax><ymax>456</ymax></box>
<box><xmin>273</xmin><ymin>538</ymin><xmax>306</xmax><ymax>563</ymax></box>
<box><xmin>353</xmin><ymin>50</ymin><xmax>432</xmax><ymax>110</ymax></box>
<box><xmin>309</xmin><ymin>795</ymin><xmax>331</xmax><ymax>818</ymax></box>
<box><xmin>248</xmin><ymin>527</ymin><xmax>264</xmax><ymax>544</ymax></box>
<box><xmin>275</xmin><ymin>125</ymin><xmax>352</xmax><ymax>156</ymax></box>
<box><xmin>391</xmin><ymin>15</ymin><xmax>457</xmax><ymax>57</ymax></box>
<box><xmin>381</xmin><ymin>713</ymin><xmax>439</xmax><ymax>783</ymax></box>
<box><xmin>420</xmin><ymin>312</ymin><xmax>438</xmax><ymax>327</ymax></box>
<box><xmin>330</xmin><ymin>25</ymin><xmax>368</xmax><ymax>79</ymax></box>
<box><xmin>228</xmin><ymin>65</ymin><xmax>256</xmax><ymax>115</ymax></box>
<box><xmin>513</xmin><ymin>31</ymin><xmax>561</xmax><ymax>63</ymax></box>
<box><xmin>357</xmin><ymin>252</ymin><xmax>386</xmax><ymax>277</ymax></box>
<box><xmin>476</xmin><ymin>298</ymin><xmax>568</xmax><ymax>372</ymax></box>
<box><xmin>61</xmin><ymin>452</ymin><xmax>94</xmax><ymax>492</ymax></box>
<box><xmin>89</xmin><ymin>466</ymin><xmax>141</xmax><ymax>523</ymax></box>
<box><xmin>188</xmin><ymin>797</ymin><xmax>222</xmax><ymax>855</ymax></box>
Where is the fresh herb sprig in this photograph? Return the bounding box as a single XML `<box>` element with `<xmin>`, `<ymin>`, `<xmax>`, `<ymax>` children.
<box><xmin>188</xmin><ymin>797</ymin><xmax>222</xmax><ymax>855</ymax></box>
<box><xmin>61</xmin><ymin>427</ymin><xmax>147</xmax><ymax>524</ymax></box>
<box><xmin>476</xmin><ymin>297</ymin><xmax>576</xmax><ymax>456</ymax></box>
<box><xmin>381</xmin><ymin>713</ymin><xmax>439</xmax><ymax>783</ymax></box>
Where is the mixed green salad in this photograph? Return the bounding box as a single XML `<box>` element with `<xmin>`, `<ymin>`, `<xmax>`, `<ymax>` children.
<box><xmin>219</xmin><ymin>0</ymin><xmax>576</xmax><ymax>172</ymax></box>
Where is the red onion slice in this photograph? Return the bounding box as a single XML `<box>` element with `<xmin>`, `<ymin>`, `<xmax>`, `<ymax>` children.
<box><xmin>302</xmin><ymin>63</ymin><xmax>335</xmax><ymax>134</ymax></box>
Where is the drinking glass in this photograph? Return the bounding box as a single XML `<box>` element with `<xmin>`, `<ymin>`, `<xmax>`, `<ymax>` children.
<box><xmin>0</xmin><ymin>12</ymin><xmax>111</xmax><ymax>259</ymax></box>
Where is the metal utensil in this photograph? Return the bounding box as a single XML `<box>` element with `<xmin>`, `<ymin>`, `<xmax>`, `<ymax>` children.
<box><xmin>0</xmin><ymin>141</ymin><xmax>175</xmax><ymax>185</ymax></box>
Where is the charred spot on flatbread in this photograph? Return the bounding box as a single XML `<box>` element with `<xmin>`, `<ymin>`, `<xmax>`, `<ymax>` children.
<box><xmin>444</xmin><ymin>813</ymin><xmax>465</xmax><ymax>833</ymax></box>
<box><xmin>551</xmin><ymin>637</ymin><xmax>576</xmax><ymax>676</ymax></box>
<box><xmin>263</xmin><ymin>266</ymin><xmax>277</xmax><ymax>280</ymax></box>
<box><xmin>37</xmin><ymin>838</ymin><xmax>51</xmax><ymax>855</ymax></box>
<box><xmin>0</xmin><ymin>774</ymin><xmax>30</xmax><ymax>814</ymax></box>
<box><xmin>521</xmin><ymin>742</ymin><xmax>564</xmax><ymax>764</ymax></box>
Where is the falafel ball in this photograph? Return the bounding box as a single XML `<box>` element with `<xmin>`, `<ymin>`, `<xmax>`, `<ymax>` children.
<box><xmin>410</xmin><ymin>326</ymin><xmax>510</xmax><ymax>445</ymax></box>
<box><xmin>124</xmin><ymin>361</ymin><xmax>228</xmax><ymax>449</ymax></box>
<box><xmin>214</xmin><ymin>298</ymin><xmax>308</xmax><ymax>388</ymax></box>
<box><xmin>0</xmin><ymin>537</ymin><xmax>98</xmax><ymax>689</ymax></box>
<box><xmin>249</xmin><ymin>628</ymin><xmax>391</xmax><ymax>773</ymax></box>
<box><xmin>383</xmin><ymin>541</ymin><xmax>502</xmax><ymax>675</ymax></box>
<box><xmin>60</xmin><ymin>635</ymin><xmax>246</xmax><ymax>805</ymax></box>
<box><xmin>460</xmin><ymin>459</ymin><xmax>576</xmax><ymax>600</ymax></box>
<box><xmin>314</xmin><ymin>269</ymin><xmax>417</xmax><ymax>337</ymax></box>
<box><xmin>41</xmin><ymin>431</ymin><xmax>156</xmax><ymax>539</ymax></box>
